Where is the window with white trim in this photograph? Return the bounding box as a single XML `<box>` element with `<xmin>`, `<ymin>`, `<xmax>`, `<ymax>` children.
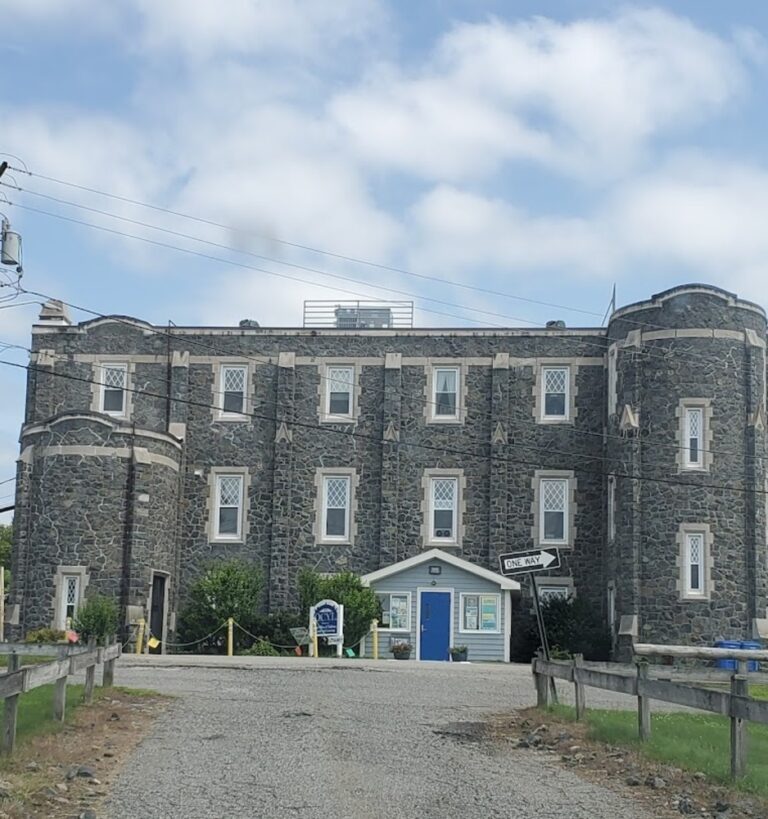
<box><xmin>58</xmin><ymin>575</ymin><xmax>80</xmax><ymax>629</ymax></box>
<box><xmin>215</xmin><ymin>474</ymin><xmax>244</xmax><ymax>539</ymax></box>
<box><xmin>432</xmin><ymin>367</ymin><xmax>459</xmax><ymax>419</ymax></box>
<box><xmin>683</xmin><ymin>406</ymin><xmax>704</xmax><ymax>469</ymax></box>
<box><xmin>376</xmin><ymin>592</ymin><xmax>410</xmax><ymax>631</ymax></box>
<box><xmin>430</xmin><ymin>477</ymin><xmax>457</xmax><ymax>542</ymax></box>
<box><xmin>607</xmin><ymin>476</ymin><xmax>616</xmax><ymax>541</ymax></box>
<box><xmin>100</xmin><ymin>363</ymin><xmax>127</xmax><ymax>415</ymax></box>
<box><xmin>323</xmin><ymin>476</ymin><xmax>350</xmax><ymax>540</ymax></box>
<box><xmin>542</xmin><ymin>366</ymin><xmax>569</xmax><ymax>420</ymax></box>
<box><xmin>326</xmin><ymin>366</ymin><xmax>354</xmax><ymax>418</ymax></box>
<box><xmin>684</xmin><ymin>531</ymin><xmax>705</xmax><ymax>596</ymax></box>
<box><xmin>220</xmin><ymin>365</ymin><xmax>247</xmax><ymax>416</ymax></box>
<box><xmin>539</xmin><ymin>477</ymin><xmax>568</xmax><ymax>544</ymax></box>
<box><xmin>460</xmin><ymin>594</ymin><xmax>500</xmax><ymax>632</ymax></box>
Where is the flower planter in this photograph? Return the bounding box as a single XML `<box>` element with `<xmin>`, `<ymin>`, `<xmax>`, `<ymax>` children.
<box><xmin>450</xmin><ymin>649</ymin><xmax>468</xmax><ymax>662</ymax></box>
<box><xmin>393</xmin><ymin>650</ymin><xmax>411</xmax><ymax>660</ymax></box>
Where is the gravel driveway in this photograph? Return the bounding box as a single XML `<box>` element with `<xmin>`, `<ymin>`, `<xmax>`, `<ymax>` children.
<box><xmin>105</xmin><ymin>659</ymin><xmax>655</xmax><ymax>819</ymax></box>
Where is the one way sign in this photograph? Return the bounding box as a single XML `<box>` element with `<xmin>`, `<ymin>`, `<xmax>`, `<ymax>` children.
<box><xmin>498</xmin><ymin>548</ymin><xmax>561</xmax><ymax>576</ymax></box>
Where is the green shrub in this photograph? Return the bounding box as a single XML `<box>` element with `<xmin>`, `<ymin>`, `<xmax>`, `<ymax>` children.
<box><xmin>73</xmin><ymin>595</ymin><xmax>119</xmax><ymax>645</ymax></box>
<box><xmin>24</xmin><ymin>627</ymin><xmax>66</xmax><ymax>644</ymax></box>
<box><xmin>251</xmin><ymin>611</ymin><xmax>304</xmax><ymax>650</ymax></box>
<box><xmin>177</xmin><ymin>560</ymin><xmax>264</xmax><ymax>653</ymax></box>
<box><xmin>241</xmin><ymin>638</ymin><xmax>280</xmax><ymax>657</ymax></box>
<box><xmin>298</xmin><ymin>568</ymin><xmax>380</xmax><ymax>650</ymax></box>
<box><xmin>510</xmin><ymin>596</ymin><xmax>611</xmax><ymax>662</ymax></box>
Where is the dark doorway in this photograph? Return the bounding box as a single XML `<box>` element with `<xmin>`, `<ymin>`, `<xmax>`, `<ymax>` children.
<box><xmin>149</xmin><ymin>574</ymin><xmax>167</xmax><ymax>654</ymax></box>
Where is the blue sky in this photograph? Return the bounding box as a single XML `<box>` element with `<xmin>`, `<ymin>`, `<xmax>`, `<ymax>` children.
<box><xmin>2</xmin><ymin>0</ymin><xmax>768</xmax><ymax>521</ymax></box>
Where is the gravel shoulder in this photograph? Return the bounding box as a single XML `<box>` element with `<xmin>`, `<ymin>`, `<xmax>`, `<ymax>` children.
<box><xmin>105</xmin><ymin>660</ymin><xmax>658</xmax><ymax>819</ymax></box>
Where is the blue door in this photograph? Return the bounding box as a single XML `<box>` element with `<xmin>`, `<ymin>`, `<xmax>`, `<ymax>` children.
<box><xmin>419</xmin><ymin>591</ymin><xmax>451</xmax><ymax>661</ymax></box>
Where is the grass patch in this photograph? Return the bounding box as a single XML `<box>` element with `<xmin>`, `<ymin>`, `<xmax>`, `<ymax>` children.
<box><xmin>0</xmin><ymin>682</ymin><xmax>88</xmax><ymax>746</ymax></box>
<box><xmin>0</xmin><ymin>655</ymin><xmax>57</xmax><ymax>668</ymax></box>
<box><xmin>549</xmin><ymin>704</ymin><xmax>768</xmax><ymax>796</ymax></box>
<box><xmin>751</xmin><ymin>685</ymin><xmax>768</xmax><ymax>701</ymax></box>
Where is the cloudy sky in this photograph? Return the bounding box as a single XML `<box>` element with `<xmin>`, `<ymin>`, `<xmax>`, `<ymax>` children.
<box><xmin>1</xmin><ymin>0</ymin><xmax>768</xmax><ymax>520</ymax></box>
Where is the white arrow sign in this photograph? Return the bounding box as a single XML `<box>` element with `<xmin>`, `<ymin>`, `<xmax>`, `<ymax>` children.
<box><xmin>498</xmin><ymin>548</ymin><xmax>561</xmax><ymax>576</ymax></box>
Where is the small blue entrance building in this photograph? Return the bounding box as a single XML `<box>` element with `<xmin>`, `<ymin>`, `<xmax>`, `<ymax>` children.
<box><xmin>361</xmin><ymin>549</ymin><xmax>520</xmax><ymax>662</ymax></box>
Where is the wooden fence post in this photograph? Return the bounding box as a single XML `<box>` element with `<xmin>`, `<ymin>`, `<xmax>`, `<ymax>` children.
<box><xmin>3</xmin><ymin>653</ymin><xmax>20</xmax><ymax>754</ymax></box>
<box><xmin>102</xmin><ymin>637</ymin><xmax>116</xmax><ymax>688</ymax></box>
<box><xmin>83</xmin><ymin>639</ymin><xmax>96</xmax><ymax>705</ymax></box>
<box><xmin>533</xmin><ymin>653</ymin><xmax>549</xmax><ymax>708</ymax></box>
<box><xmin>730</xmin><ymin>664</ymin><xmax>749</xmax><ymax>779</ymax></box>
<box><xmin>636</xmin><ymin>661</ymin><xmax>651</xmax><ymax>742</ymax></box>
<box><xmin>573</xmin><ymin>654</ymin><xmax>586</xmax><ymax>721</ymax></box>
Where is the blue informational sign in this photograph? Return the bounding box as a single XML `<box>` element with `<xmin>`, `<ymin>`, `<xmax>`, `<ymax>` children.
<box><xmin>310</xmin><ymin>599</ymin><xmax>344</xmax><ymax>639</ymax></box>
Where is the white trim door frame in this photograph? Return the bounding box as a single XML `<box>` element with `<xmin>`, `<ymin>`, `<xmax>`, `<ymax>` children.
<box><xmin>416</xmin><ymin>586</ymin><xmax>454</xmax><ymax>662</ymax></box>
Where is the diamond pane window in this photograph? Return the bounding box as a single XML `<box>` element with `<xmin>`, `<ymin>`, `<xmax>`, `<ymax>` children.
<box><xmin>541</xmin><ymin>478</ymin><xmax>567</xmax><ymax>542</ymax></box>
<box><xmin>324</xmin><ymin>476</ymin><xmax>350</xmax><ymax>539</ymax></box>
<box><xmin>101</xmin><ymin>364</ymin><xmax>126</xmax><ymax>414</ymax></box>
<box><xmin>433</xmin><ymin>367</ymin><xmax>458</xmax><ymax>418</ymax></box>
<box><xmin>686</xmin><ymin>533</ymin><xmax>704</xmax><ymax>594</ymax></box>
<box><xmin>216</xmin><ymin>475</ymin><xmax>243</xmax><ymax>538</ymax></box>
<box><xmin>221</xmin><ymin>366</ymin><xmax>247</xmax><ymax>415</ymax></box>
<box><xmin>543</xmin><ymin>367</ymin><xmax>568</xmax><ymax>419</ymax></box>
<box><xmin>64</xmin><ymin>576</ymin><xmax>79</xmax><ymax>622</ymax></box>
<box><xmin>327</xmin><ymin>367</ymin><xmax>353</xmax><ymax>416</ymax></box>
<box><xmin>431</xmin><ymin>477</ymin><xmax>457</xmax><ymax>540</ymax></box>
<box><xmin>685</xmin><ymin>407</ymin><xmax>703</xmax><ymax>467</ymax></box>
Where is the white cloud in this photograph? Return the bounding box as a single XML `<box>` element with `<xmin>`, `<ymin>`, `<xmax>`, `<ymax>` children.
<box><xmin>607</xmin><ymin>154</ymin><xmax>768</xmax><ymax>301</ymax></box>
<box><xmin>132</xmin><ymin>0</ymin><xmax>385</xmax><ymax>61</ymax></box>
<box><xmin>332</xmin><ymin>9</ymin><xmax>749</xmax><ymax>180</ymax></box>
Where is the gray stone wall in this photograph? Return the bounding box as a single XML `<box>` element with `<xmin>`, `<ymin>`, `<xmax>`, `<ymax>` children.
<box><xmin>11</xmin><ymin>413</ymin><xmax>180</xmax><ymax>634</ymax></box>
<box><xmin>14</xmin><ymin>283</ymin><xmax>768</xmax><ymax>650</ymax></box>
<box><xmin>608</xmin><ymin>285</ymin><xmax>768</xmax><ymax>647</ymax></box>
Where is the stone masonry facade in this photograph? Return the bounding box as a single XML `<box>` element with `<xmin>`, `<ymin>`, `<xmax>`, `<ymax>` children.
<box><xmin>9</xmin><ymin>284</ymin><xmax>768</xmax><ymax>652</ymax></box>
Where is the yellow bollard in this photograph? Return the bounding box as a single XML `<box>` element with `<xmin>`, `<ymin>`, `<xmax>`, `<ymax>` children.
<box><xmin>135</xmin><ymin>618</ymin><xmax>145</xmax><ymax>655</ymax></box>
<box><xmin>311</xmin><ymin>619</ymin><xmax>318</xmax><ymax>658</ymax></box>
<box><xmin>372</xmin><ymin>619</ymin><xmax>379</xmax><ymax>661</ymax></box>
<box><xmin>227</xmin><ymin>617</ymin><xmax>234</xmax><ymax>657</ymax></box>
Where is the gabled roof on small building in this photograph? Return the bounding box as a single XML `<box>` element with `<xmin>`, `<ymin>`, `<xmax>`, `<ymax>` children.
<box><xmin>361</xmin><ymin>548</ymin><xmax>520</xmax><ymax>590</ymax></box>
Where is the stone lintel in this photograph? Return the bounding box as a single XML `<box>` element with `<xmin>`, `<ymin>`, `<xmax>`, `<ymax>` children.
<box><xmin>384</xmin><ymin>352</ymin><xmax>402</xmax><ymax>370</ymax></box>
<box><xmin>278</xmin><ymin>352</ymin><xmax>296</xmax><ymax>369</ymax></box>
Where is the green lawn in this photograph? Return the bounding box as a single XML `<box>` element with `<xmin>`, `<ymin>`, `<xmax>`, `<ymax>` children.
<box><xmin>0</xmin><ymin>655</ymin><xmax>57</xmax><ymax>668</ymax></box>
<box><xmin>751</xmin><ymin>685</ymin><xmax>768</xmax><ymax>701</ymax></box>
<box><xmin>0</xmin><ymin>682</ymin><xmax>87</xmax><ymax>744</ymax></box>
<box><xmin>549</xmin><ymin>704</ymin><xmax>768</xmax><ymax>796</ymax></box>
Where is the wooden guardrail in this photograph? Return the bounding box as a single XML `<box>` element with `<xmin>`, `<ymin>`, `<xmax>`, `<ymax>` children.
<box><xmin>532</xmin><ymin>650</ymin><xmax>768</xmax><ymax>780</ymax></box>
<box><xmin>0</xmin><ymin>640</ymin><xmax>121</xmax><ymax>755</ymax></box>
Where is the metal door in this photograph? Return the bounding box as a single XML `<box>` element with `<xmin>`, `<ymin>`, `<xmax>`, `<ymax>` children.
<box><xmin>419</xmin><ymin>591</ymin><xmax>451</xmax><ymax>661</ymax></box>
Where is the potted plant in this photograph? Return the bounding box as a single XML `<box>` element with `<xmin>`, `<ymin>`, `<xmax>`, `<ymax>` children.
<box><xmin>450</xmin><ymin>645</ymin><xmax>468</xmax><ymax>662</ymax></box>
<box><xmin>391</xmin><ymin>641</ymin><xmax>412</xmax><ymax>660</ymax></box>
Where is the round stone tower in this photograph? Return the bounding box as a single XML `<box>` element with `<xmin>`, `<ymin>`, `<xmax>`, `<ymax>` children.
<box><xmin>606</xmin><ymin>284</ymin><xmax>768</xmax><ymax>648</ymax></box>
<box><xmin>11</xmin><ymin>412</ymin><xmax>182</xmax><ymax>638</ymax></box>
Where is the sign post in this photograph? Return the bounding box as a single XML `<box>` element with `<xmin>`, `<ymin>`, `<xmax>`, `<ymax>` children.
<box><xmin>499</xmin><ymin>548</ymin><xmax>561</xmax><ymax>704</ymax></box>
<box><xmin>309</xmin><ymin>599</ymin><xmax>344</xmax><ymax>658</ymax></box>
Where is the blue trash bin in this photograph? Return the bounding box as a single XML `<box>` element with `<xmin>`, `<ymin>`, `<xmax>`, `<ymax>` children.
<box><xmin>740</xmin><ymin>641</ymin><xmax>761</xmax><ymax>672</ymax></box>
<box><xmin>714</xmin><ymin>640</ymin><xmax>740</xmax><ymax>671</ymax></box>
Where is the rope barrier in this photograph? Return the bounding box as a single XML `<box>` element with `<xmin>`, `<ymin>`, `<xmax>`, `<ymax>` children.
<box><xmin>146</xmin><ymin>622</ymin><xmax>227</xmax><ymax>649</ymax></box>
<box><xmin>142</xmin><ymin>619</ymin><xmax>375</xmax><ymax>655</ymax></box>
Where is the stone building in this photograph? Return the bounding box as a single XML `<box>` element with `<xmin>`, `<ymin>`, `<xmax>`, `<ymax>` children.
<box><xmin>9</xmin><ymin>283</ymin><xmax>768</xmax><ymax>653</ymax></box>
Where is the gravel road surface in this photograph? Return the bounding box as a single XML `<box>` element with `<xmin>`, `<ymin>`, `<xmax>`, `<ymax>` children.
<box><xmin>105</xmin><ymin>659</ymin><xmax>655</xmax><ymax>819</ymax></box>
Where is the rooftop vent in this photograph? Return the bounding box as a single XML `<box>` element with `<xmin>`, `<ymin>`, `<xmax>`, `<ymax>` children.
<box><xmin>303</xmin><ymin>300</ymin><xmax>414</xmax><ymax>329</ymax></box>
<box><xmin>239</xmin><ymin>319</ymin><xmax>260</xmax><ymax>328</ymax></box>
<box><xmin>546</xmin><ymin>320</ymin><xmax>566</xmax><ymax>329</ymax></box>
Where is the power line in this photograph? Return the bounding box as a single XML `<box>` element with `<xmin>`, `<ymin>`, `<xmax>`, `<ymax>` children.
<box><xmin>5</xmin><ymin>197</ymin><xmax>749</xmax><ymax>379</ymax></box>
<box><xmin>4</xmin><ymin>164</ymin><xmax>611</xmax><ymax>321</ymax></box>
<box><xmin>1</xmin><ymin>355</ymin><xmax>765</xmax><ymax>498</ymax></box>
<box><xmin>6</xmin><ymin>163</ymin><xmax>761</xmax><ymax>341</ymax></box>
